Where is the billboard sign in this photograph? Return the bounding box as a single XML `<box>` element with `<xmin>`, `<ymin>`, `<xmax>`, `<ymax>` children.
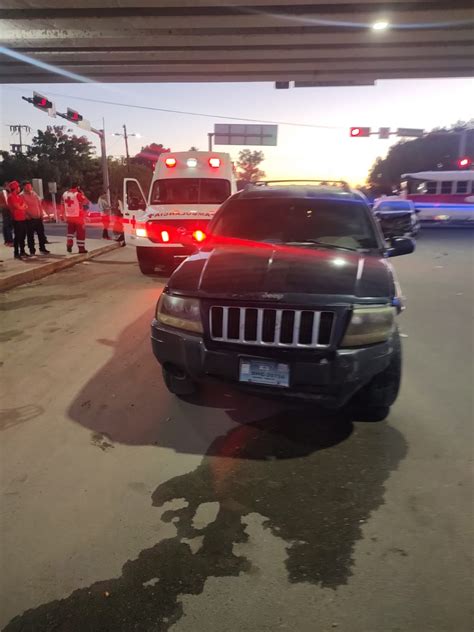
<box><xmin>214</xmin><ymin>123</ymin><xmax>278</xmax><ymax>146</ymax></box>
<box><xmin>397</xmin><ymin>128</ymin><xmax>424</xmax><ymax>138</ymax></box>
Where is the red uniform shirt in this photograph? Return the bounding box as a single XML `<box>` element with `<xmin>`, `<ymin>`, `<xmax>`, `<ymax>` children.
<box><xmin>7</xmin><ymin>192</ymin><xmax>27</xmax><ymax>221</ymax></box>
<box><xmin>62</xmin><ymin>189</ymin><xmax>88</xmax><ymax>218</ymax></box>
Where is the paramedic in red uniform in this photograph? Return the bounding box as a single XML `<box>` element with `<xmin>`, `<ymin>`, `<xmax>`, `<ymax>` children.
<box><xmin>7</xmin><ymin>180</ymin><xmax>29</xmax><ymax>259</ymax></box>
<box><xmin>62</xmin><ymin>183</ymin><xmax>89</xmax><ymax>253</ymax></box>
<box><xmin>22</xmin><ymin>181</ymin><xmax>50</xmax><ymax>255</ymax></box>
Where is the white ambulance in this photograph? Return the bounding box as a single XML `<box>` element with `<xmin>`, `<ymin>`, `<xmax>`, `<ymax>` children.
<box><xmin>122</xmin><ymin>151</ymin><xmax>237</xmax><ymax>274</ymax></box>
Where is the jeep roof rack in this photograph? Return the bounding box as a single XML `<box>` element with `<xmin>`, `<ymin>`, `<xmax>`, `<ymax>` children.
<box><xmin>252</xmin><ymin>179</ymin><xmax>352</xmax><ymax>192</ymax></box>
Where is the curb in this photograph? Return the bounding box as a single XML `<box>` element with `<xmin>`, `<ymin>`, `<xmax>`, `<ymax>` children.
<box><xmin>0</xmin><ymin>242</ymin><xmax>120</xmax><ymax>292</ymax></box>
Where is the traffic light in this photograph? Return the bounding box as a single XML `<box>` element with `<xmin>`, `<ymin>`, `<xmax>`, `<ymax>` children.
<box><xmin>457</xmin><ymin>156</ymin><xmax>472</xmax><ymax>169</ymax></box>
<box><xmin>350</xmin><ymin>127</ymin><xmax>371</xmax><ymax>138</ymax></box>
<box><xmin>32</xmin><ymin>92</ymin><xmax>53</xmax><ymax>111</ymax></box>
<box><xmin>22</xmin><ymin>92</ymin><xmax>55</xmax><ymax>118</ymax></box>
<box><xmin>66</xmin><ymin>108</ymin><xmax>83</xmax><ymax>122</ymax></box>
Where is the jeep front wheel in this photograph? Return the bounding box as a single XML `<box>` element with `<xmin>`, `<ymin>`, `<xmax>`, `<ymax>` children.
<box><xmin>162</xmin><ymin>366</ymin><xmax>197</xmax><ymax>397</ymax></box>
<box><xmin>351</xmin><ymin>329</ymin><xmax>402</xmax><ymax>421</ymax></box>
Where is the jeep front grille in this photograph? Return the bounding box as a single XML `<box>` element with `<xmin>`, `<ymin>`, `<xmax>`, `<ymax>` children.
<box><xmin>209</xmin><ymin>306</ymin><xmax>334</xmax><ymax>348</ymax></box>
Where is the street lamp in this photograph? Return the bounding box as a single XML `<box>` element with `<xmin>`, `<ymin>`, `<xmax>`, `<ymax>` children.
<box><xmin>372</xmin><ymin>20</ymin><xmax>390</xmax><ymax>31</ymax></box>
<box><xmin>113</xmin><ymin>125</ymin><xmax>141</xmax><ymax>172</ymax></box>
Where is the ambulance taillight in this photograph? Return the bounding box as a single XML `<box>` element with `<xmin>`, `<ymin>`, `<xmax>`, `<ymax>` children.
<box><xmin>193</xmin><ymin>230</ymin><xmax>206</xmax><ymax>243</ymax></box>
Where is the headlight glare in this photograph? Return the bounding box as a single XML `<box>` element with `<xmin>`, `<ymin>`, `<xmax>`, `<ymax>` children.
<box><xmin>156</xmin><ymin>294</ymin><xmax>203</xmax><ymax>333</ymax></box>
<box><xmin>341</xmin><ymin>305</ymin><xmax>395</xmax><ymax>347</ymax></box>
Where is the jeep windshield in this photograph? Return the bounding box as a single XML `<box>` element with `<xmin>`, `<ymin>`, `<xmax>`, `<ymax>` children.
<box><xmin>211</xmin><ymin>197</ymin><xmax>379</xmax><ymax>251</ymax></box>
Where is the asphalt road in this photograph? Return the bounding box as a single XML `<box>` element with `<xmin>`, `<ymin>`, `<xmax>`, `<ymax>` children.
<box><xmin>1</xmin><ymin>229</ymin><xmax>473</xmax><ymax>632</ymax></box>
<box><xmin>44</xmin><ymin>222</ymin><xmax>104</xmax><ymax>241</ymax></box>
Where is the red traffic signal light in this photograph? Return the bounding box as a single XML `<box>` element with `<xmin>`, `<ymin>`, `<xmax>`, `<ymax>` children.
<box><xmin>32</xmin><ymin>93</ymin><xmax>53</xmax><ymax>111</ymax></box>
<box><xmin>350</xmin><ymin>127</ymin><xmax>371</xmax><ymax>138</ymax></box>
<box><xmin>67</xmin><ymin>108</ymin><xmax>83</xmax><ymax>122</ymax></box>
<box><xmin>457</xmin><ymin>156</ymin><xmax>472</xmax><ymax>169</ymax></box>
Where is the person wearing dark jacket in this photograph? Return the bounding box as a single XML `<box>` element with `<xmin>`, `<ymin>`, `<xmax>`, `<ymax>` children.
<box><xmin>1</xmin><ymin>183</ymin><xmax>14</xmax><ymax>246</ymax></box>
<box><xmin>7</xmin><ymin>180</ymin><xmax>29</xmax><ymax>259</ymax></box>
<box><xmin>22</xmin><ymin>182</ymin><xmax>50</xmax><ymax>255</ymax></box>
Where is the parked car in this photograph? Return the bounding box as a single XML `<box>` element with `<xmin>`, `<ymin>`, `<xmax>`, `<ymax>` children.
<box><xmin>151</xmin><ymin>181</ymin><xmax>415</xmax><ymax>420</ymax></box>
<box><xmin>84</xmin><ymin>202</ymin><xmax>102</xmax><ymax>224</ymax></box>
<box><xmin>373</xmin><ymin>197</ymin><xmax>420</xmax><ymax>238</ymax></box>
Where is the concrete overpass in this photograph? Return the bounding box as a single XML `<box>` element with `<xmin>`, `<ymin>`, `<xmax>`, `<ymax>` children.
<box><xmin>0</xmin><ymin>1</ymin><xmax>473</xmax><ymax>85</ymax></box>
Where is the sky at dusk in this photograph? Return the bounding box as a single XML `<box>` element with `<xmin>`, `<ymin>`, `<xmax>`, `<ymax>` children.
<box><xmin>1</xmin><ymin>77</ymin><xmax>473</xmax><ymax>186</ymax></box>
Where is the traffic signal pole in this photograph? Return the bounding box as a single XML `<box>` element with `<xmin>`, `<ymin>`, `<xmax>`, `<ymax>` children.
<box><xmin>22</xmin><ymin>92</ymin><xmax>111</xmax><ymax>207</ymax></box>
<box><xmin>208</xmin><ymin>133</ymin><xmax>214</xmax><ymax>151</ymax></box>
<box><xmin>458</xmin><ymin>129</ymin><xmax>467</xmax><ymax>159</ymax></box>
<box><xmin>55</xmin><ymin>111</ymin><xmax>111</xmax><ymax>206</ymax></box>
<box><xmin>100</xmin><ymin>119</ymin><xmax>111</xmax><ymax>206</ymax></box>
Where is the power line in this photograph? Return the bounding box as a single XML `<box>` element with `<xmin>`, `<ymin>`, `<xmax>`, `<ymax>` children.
<box><xmin>6</xmin><ymin>85</ymin><xmax>342</xmax><ymax>130</ymax></box>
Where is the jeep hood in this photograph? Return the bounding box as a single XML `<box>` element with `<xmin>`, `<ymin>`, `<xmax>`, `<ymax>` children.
<box><xmin>168</xmin><ymin>242</ymin><xmax>393</xmax><ymax>301</ymax></box>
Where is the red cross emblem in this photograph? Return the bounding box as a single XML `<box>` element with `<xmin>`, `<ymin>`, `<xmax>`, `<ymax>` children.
<box><xmin>65</xmin><ymin>196</ymin><xmax>76</xmax><ymax>207</ymax></box>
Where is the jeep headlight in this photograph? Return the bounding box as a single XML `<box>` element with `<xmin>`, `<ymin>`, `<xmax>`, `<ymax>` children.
<box><xmin>341</xmin><ymin>305</ymin><xmax>395</xmax><ymax>347</ymax></box>
<box><xmin>156</xmin><ymin>293</ymin><xmax>203</xmax><ymax>334</ymax></box>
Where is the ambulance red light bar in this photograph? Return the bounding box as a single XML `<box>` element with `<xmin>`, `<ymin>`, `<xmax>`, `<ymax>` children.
<box><xmin>165</xmin><ymin>157</ymin><xmax>177</xmax><ymax>168</ymax></box>
<box><xmin>208</xmin><ymin>157</ymin><xmax>221</xmax><ymax>168</ymax></box>
<box><xmin>161</xmin><ymin>230</ymin><xmax>170</xmax><ymax>242</ymax></box>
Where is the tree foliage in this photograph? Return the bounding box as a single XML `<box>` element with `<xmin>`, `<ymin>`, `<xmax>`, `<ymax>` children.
<box><xmin>0</xmin><ymin>125</ymin><xmax>98</xmax><ymax>197</ymax></box>
<box><xmin>107</xmin><ymin>159</ymin><xmax>152</xmax><ymax>205</ymax></box>
<box><xmin>133</xmin><ymin>143</ymin><xmax>170</xmax><ymax>169</ymax></box>
<box><xmin>236</xmin><ymin>149</ymin><xmax>266</xmax><ymax>184</ymax></box>
<box><xmin>0</xmin><ymin>151</ymin><xmax>37</xmax><ymax>185</ymax></box>
<box><xmin>367</xmin><ymin>121</ymin><xmax>474</xmax><ymax>191</ymax></box>
<box><xmin>29</xmin><ymin>126</ymin><xmax>95</xmax><ymax>189</ymax></box>
<box><xmin>0</xmin><ymin>126</ymin><xmax>153</xmax><ymax>203</ymax></box>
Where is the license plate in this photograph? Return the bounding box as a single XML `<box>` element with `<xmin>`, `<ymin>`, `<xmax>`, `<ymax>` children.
<box><xmin>239</xmin><ymin>358</ymin><xmax>290</xmax><ymax>388</ymax></box>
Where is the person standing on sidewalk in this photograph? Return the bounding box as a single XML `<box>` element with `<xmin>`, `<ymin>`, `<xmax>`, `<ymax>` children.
<box><xmin>98</xmin><ymin>191</ymin><xmax>111</xmax><ymax>240</ymax></box>
<box><xmin>114</xmin><ymin>198</ymin><xmax>126</xmax><ymax>246</ymax></box>
<box><xmin>21</xmin><ymin>182</ymin><xmax>50</xmax><ymax>255</ymax></box>
<box><xmin>62</xmin><ymin>183</ymin><xmax>89</xmax><ymax>254</ymax></box>
<box><xmin>1</xmin><ymin>183</ymin><xmax>14</xmax><ymax>246</ymax></box>
<box><xmin>7</xmin><ymin>181</ymin><xmax>30</xmax><ymax>259</ymax></box>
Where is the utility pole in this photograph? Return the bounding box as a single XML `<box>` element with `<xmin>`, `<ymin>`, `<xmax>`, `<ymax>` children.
<box><xmin>113</xmin><ymin>125</ymin><xmax>140</xmax><ymax>174</ymax></box>
<box><xmin>9</xmin><ymin>124</ymin><xmax>31</xmax><ymax>153</ymax></box>
<box><xmin>123</xmin><ymin>124</ymin><xmax>130</xmax><ymax>172</ymax></box>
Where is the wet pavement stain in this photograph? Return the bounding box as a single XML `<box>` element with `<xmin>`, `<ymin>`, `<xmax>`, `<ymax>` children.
<box><xmin>0</xmin><ymin>294</ymin><xmax>87</xmax><ymax>311</ymax></box>
<box><xmin>0</xmin><ymin>405</ymin><xmax>44</xmax><ymax>432</ymax></box>
<box><xmin>90</xmin><ymin>432</ymin><xmax>115</xmax><ymax>452</ymax></box>
<box><xmin>4</xmin><ymin>415</ymin><xmax>406</xmax><ymax>631</ymax></box>
<box><xmin>0</xmin><ymin>329</ymin><xmax>24</xmax><ymax>343</ymax></box>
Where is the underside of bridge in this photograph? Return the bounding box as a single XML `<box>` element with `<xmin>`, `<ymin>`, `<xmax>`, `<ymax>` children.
<box><xmin>0</xmin><ymin>1</ymin><xmax>473</xmax><ymax>85</ymax></box>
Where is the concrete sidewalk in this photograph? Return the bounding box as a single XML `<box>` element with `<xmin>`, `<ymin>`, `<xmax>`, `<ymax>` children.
<box><xmin>0</xmin><ymin>231</ymin><xmax>120</xmax><ymax>292</ymax></box>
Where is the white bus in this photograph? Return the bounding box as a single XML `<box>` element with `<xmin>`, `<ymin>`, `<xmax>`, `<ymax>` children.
<box><xmin>401</xmin><ymin>170</ymin><xmax>474</xmax><ymax>225</ymax></box>
<box><xmin>122</xmin><ymin>151</ymin><xmax>237</xmax><ymax>274</ymax></box>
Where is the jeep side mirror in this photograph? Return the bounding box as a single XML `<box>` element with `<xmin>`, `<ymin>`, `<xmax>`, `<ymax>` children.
<box><xmin>387</xmin><ymin>237</ymin><xmax>415</xmax><ymax>257</ymax></box>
